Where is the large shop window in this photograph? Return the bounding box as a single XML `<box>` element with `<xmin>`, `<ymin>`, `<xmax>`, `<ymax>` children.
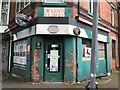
<box><xmin>43</xmin><ymin>0</ymin><xmax>64</xmax><ymax>3</ymax></box>
<box><xmin>112</xmin><ymin>40</ymin><xmax>116</xmax><ymax>59</ymax></box>
<box><xmin>16</xmin><ymin>0</ymin><xmax>30</xmax><ymax>13</ymax></box>
<box><xmin>98</xmin><ymin>42</ymin><xmax>105</xmax><ymax>60</ymax></box>
<box><xmin>82</xmin><ymin>39</ymin><xmax>92</xmax><ymax>61</ymax></box>
<box><xmin>13</xmin><ymin>39</ymin><xmax>27</xmax><ymax>70</ymax></box>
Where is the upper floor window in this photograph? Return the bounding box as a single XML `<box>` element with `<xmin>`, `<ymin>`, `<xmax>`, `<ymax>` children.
<box><xmin>1</xmin><ymin>1</ymin><xmax>9</xmax><ymax>25</ymax></box>
<box><xmin>16</xmin><ymin>0</ymin><xmax>30</xmax><ymax>13</ymax></box>
<box><xmin>43</xmin><ymin>0</ymin><xmax>64</xmax><ymax>3</ymax></box>
<box><xmin>88</xmin><ymin>0</ymin><xmax>93</xmax><ymax>14</ymax></box>
<box><xmin>111</xmin><ymin>4</ymin><xmax>115</xmax><ymax>26</ymax></box>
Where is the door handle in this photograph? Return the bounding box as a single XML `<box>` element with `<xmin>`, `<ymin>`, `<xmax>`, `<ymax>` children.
<box><xmin>45</xmin><ymin>64</ymin><xmax>47</xmax><ymax>67</ymax></box>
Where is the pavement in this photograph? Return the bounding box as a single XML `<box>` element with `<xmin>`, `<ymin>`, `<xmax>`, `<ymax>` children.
<box><xmin>1</xmin><ymin>68</ymin><xmax>120</xmax><ymax>89</ymax></box>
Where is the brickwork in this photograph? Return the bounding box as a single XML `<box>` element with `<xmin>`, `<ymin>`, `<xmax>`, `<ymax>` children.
<box><xmin>78</xmin><ymin>1</ymin><xmax>119</xmax><ymax>69</ymax></box>
<box><xmin>9</xmin><ymin>1</ymin><xmax>119</xmax><ymax>70</ymax></box>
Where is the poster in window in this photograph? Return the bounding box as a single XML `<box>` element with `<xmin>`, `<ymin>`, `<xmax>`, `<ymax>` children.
<box><xmin>49</xmin><ymin>50</ymin><xmax>59</xmax><ymax>72</ymax></box>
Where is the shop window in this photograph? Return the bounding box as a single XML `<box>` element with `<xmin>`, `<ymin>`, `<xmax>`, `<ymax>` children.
<box><xmin>13</xmin><ymin>39</ymin><xmax>27</xmax><ymax>70</ymax></box>
<box><xmin>112</xmin><ymin>40</ymin><xmax>116</xmax><ymax>59</ymax></box>
<box><xmin>43</xmin><ymin>0</ymin><xmax>64</xmax><ymax>3</ymax></box>
<box><xmin>82</xmin><ymin>39</ymin><xmax>92</xmax><ymax>61</ymax></box>
<box><xmin>16</xmin><ymin>0</ymin><xmax>30</xmax><ymax>13</ymax></box>
<box><xmin>98</xmin><ymin>42</ymin><xmax>105</xmax><ymax>59</ymax></box>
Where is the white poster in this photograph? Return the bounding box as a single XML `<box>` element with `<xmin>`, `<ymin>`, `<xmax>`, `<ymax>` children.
<box><xmin>50</xmin><ymin>60</ymin><xmax>58</xmax><ymax>72</ymax></box>
<box><xmin>84</xmin><ymin>47</ymin><xmax>91</xmax><ymax>57</ymax></box>
<box><xmin>13</xmin><ymin>39</ymin><xmax>27</xmax><ymax>70</ymax></box>
<box><xmin>49</xmin><ymin>50</ymin><xmax>60</xmax><ymax>72</ymax></box>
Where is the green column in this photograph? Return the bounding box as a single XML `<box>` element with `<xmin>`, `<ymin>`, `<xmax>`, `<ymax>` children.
<box><xmin>77</xmin><ymin>37</ymin><xmax>83</xmax><ymax>81</ymax></box>
<box><xmin>106</xmin><ymin>43</ymin><xmax>110</xmax><ymax>73</ymax></box>
<box><xmin>64</xmin><ymin>36</ymin><xmax>76</xmax><ymax>83</ymax></box>
<box><xmin>31</xmin><ymin>36</ymin><xmax>44</xmax><ymax>82</ymax></box>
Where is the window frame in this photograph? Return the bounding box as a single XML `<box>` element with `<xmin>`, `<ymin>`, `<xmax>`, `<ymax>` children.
<box><xmin>43</xmin><ymin>0</ymin><xmax>64</xmax><ymax>3</ymax></box>
<box><xmin>98</xmin><ymin>42</ymin><xmax>106</xmax><ymax>60</ymax></box>
<box><xmin>111</xmin><ymin>5</ymin><xmax>115</xmax><ymax>26</ymax></box>
<box><xmin>1</xmin><ymin>0</ymin><xmax>10</xmax><ymax>25</ymax></box>
<box><xmin>112</xmin><ymin>40</ymin><xmax>116</xmax><ymax>59</ymax></box>
<box><xmin>16</xmin><ymin>0</ymin><xmax>30</xmax><ymax>14</ymax></box>
<box><xmin>88</xmin><ymin>0</ymin><xmax>93</xmax><ymax>15</ymax></box>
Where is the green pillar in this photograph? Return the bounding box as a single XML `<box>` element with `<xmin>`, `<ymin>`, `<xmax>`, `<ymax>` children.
<box><xmin>64</xmin><ymin>36</ymin><xmax>76</xmax><ymax>83</ymax></box>
<box><xmin>106</xmin><ymin>43</ymin><xmax>110</xmax><ymax>73</ymax></box>
<box><xmin>77</xmin><ymin>37</ymin><xmax>83</xmax><ymax>81</ymax></box>
<box><xmin>31</xmin><ymin>36</ymin><xmax>44</xmax><ymax>82</ymax></box>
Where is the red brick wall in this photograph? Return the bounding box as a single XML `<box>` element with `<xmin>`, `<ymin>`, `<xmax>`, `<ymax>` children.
<box><xmin>100</xmin><ymin>0</ymin><xmax>111</xmax><ymax>23</ymax></box>
<box><xmin>109</xmin><ymin>32</ymin><xmax>119</xmax><ymax>69</ymax></box>
<box><xmin>9</xmin><ymin>2</ymin><xmax>16</xmax><ymax>22</ymax></box>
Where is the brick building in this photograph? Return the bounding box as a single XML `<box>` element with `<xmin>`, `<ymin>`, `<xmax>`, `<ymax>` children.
<box><xmin>0</xmin><ymin>0</ymin><xmax>11</xmax><ymax>73</ymax></box>
<box><xmin>8</xmin><ymin>0</ymin><xmax>119</xmax><ymax>83</ymax></box>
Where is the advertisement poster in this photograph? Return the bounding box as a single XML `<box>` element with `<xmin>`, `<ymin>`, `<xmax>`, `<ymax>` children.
<box><xmin>49</xmin><ymin>50</ymin><xmax>59</xmax><ymax>72</ymax></box>
<box><xmin>13</xmin><ymin>40</ymin><xmax>27</xmax><ymax>70</ymax></box>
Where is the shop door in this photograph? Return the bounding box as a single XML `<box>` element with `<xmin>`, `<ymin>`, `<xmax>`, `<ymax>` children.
<box><xmin>44</xmin><ymin>42</ymin><xmax>63</xmax><ymax>82</ymax></box>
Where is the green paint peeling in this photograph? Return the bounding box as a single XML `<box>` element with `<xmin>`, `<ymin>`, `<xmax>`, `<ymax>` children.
<box><xmin>64</xmin><ymin>36</ymin><xmax>76</xmax><ymax>83</ymax></box>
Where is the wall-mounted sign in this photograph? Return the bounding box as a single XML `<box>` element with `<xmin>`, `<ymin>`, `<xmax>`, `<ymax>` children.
<box><xmin>15</xmin><ymin>13</ymin><xmax>30</xmax><ymax>27</ymax></box>
<box><xmin>84</xmin><ymin>47</ymin><xmax>91</xmax><ymax>57</ymax></box>
<box><xmin>73</xmin><ymin>27</ymin><xmax>80</xmax><ymax>35</ymax></box>
<box><xmin>47</xmin><ymin>25</ymin><xmax>59</xmax><ymax>33</ymax></box>
<box><xmin>44</xmin><ymin>8</ymin><xmax>65</xmax><ymax>17</ymax></box>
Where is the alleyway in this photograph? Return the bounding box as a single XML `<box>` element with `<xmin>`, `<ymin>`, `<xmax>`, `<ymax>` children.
<box><xmin>1</xmin><ymin>69</ymin><xmax>120</xmax><ymax>89</ymax></box>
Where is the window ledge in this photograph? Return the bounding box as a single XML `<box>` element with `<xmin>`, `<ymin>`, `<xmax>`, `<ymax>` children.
<box><xmin>42</xmin><ymin>2</ymin><xmax>67</xmax><ymax>6</ymax></box>
<box><xmin>111</xmin><ymin>25</ymin><xmax>117</xmax><ymax>29</ymax></box>
<box><xmin>88</xmin><ymin>11</ymin><xmax>101</xmax><ymax>21</ymax></box>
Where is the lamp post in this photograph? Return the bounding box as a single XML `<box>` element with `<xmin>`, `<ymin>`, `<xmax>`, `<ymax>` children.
<box><xmin>89</xmin><ymin>0</ymin><xmax>98</xmax><ymax>89</ymax></box>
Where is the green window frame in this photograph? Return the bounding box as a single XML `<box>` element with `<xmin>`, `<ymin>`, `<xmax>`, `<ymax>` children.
<box><xmin>88</xmin><ymin>0</ymin><xmax>101</xmax><ymax>20</ymax></box>
<box><xmin>42</xmin><ymin>0</ymin><xmax>66</xmax><ymax>6</ymax></box>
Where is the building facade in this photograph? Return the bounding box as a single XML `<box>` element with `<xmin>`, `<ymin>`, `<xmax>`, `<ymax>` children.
<box><xmin>0</xmin><ymin>0</ymin><xmax>11</xmax><ymax>73</ymax></box>
<box><xmin>8</xmin><ymin>0</ymin><xmax>119</xmax><ymax>83</ymax></box>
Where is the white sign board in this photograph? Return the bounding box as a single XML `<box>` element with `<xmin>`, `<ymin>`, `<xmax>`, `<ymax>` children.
<box><xmin>44</xmin><ymin>8</ymin><xmax>65</xmax><ymax>17</ymax></box>
<box><xmin>84</xmin><ymin>47</ymin><xmax>91</xmax><ymax>57</ymax></box>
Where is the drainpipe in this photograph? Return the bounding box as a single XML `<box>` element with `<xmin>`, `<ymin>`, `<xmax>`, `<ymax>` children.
<box><xmin>118</xmin><ymin>3</ymin><xmax>120</xmax><ymax>68</ymax></box>
<box><xmin>8</xmin><ymin>31</ymin><xmax>12</xmax><ymax>73</ymax></box>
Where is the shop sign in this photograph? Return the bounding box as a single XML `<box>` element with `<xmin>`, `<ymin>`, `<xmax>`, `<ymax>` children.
<box><xmin>84</xmin><ymin>47</ymin><xmax>91</xmax><ymax>57</ymax></box>
<box><xmin>44</xmin><ymin>8</ymin><xmax>65</xmax><ymax>17</ymax></box>
<box><xmin>15</xmin><ymin>13</ymin><xmax>29</xmax><ymax>27</ymax></box>
<box><xmin>47</xmin><ymin>25</ymin><xmax>59</xmax><ymax>33</ymax></box>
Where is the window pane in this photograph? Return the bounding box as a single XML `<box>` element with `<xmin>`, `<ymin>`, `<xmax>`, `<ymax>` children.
<box><xmin>82</xmin><ymin>39</ymin><xmax>92</xmax><ymax>61</ymax></box>
<box><xmin>45</xmin><ymin>0</ymin><xmax>63</xmax><ymax>3</ymax></box>
<box><xmin>98</xmin><ymin>42</ymin><xmax>105</xmax><ymax>59</ymax></box>
<box><xmin>112</xmin><ymin>40</ymin><xmax>116</xmax><ymax>59</ymax></box>
<box><xmin>1</xmin><ymin>2</ymin><xmax>8</xmax><ymax>25</ymax></box>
